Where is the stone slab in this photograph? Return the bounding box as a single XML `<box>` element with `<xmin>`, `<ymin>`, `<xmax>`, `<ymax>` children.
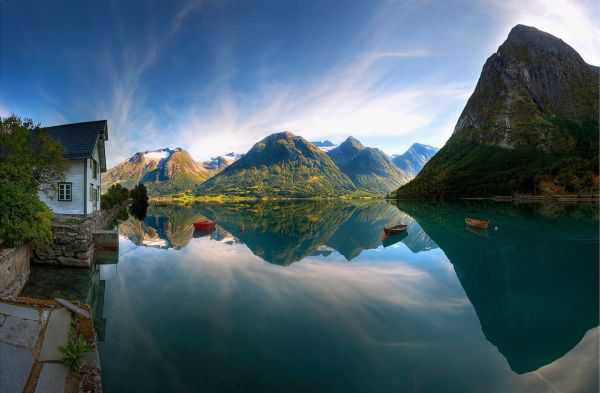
<box><xmin>0</xmin><ymin>342</ymin><xmax>34</xmax><ymax>393</ymax></box>
<box><xmin>0</xmin><ymin>314</ymin><xmax>5</xmax><ymax>326</ymax></box>
<box><xmin>39</xmin><ymin>308</ymin><xmax>71</xmax><ymax>361</ymax></box>
<box><xmin>34</xmin><ymin>363</ymin><xmax>68</xmax><ymax>393</ymax></box>
<box><xmin>0</xmin><ymin>302</ymin><xmax>40</xmax><ymax>320</ymax></box>
<box><xmin>0</xmin><ymin>316</ymin><xmax>41</xmax><ymax>348</ymax></box>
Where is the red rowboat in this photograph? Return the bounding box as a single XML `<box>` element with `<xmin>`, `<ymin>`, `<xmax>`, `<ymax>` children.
<box><xmin>193</xmin><ymin>220</ymin><xmax>215</xmax><ymax>230</ymax></box>
<box><xmin>465</xmin><ymin>217</ymin><xmax>489</xmax><ymax>229</ymax></box>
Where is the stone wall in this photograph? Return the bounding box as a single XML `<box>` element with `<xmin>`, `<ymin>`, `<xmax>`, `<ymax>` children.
<box><xmin>0</xmin><ymin>243</ymin><xmax>30</xmax><ymax>298</ymax></box>
<box><xmin>31</xmin><ymin>202</ymin><xmax>127</xmax><ymax>268</ymax></box>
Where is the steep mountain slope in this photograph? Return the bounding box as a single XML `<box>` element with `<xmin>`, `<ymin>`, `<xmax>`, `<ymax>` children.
<box><xmin>393</xmin><ymin>25</ymin><xmax>599</xmax><ymax>198</ymax></box>
<box><xmin>391</xmin><ymin>143</ymin><xmax>439</xmax><ymax>178</ymax></box>
<box><xmin>328</xmin><ymin>137</ymin><xmax>409</xmax><ymax>193</ymax></box>
<box><xmin>197</xmin><ymin>132</ymin><xmax>357</xmax><ymax>197</ymax></box>
<box><xmin>103</xmin><ymin>148</ymin><xmax>212</xmax><ymax>195</ymax></box>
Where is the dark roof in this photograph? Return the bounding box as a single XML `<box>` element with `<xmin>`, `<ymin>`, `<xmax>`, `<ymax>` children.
<box><xmin>44</xmin><ymin>120</ymin><xmax>108</xmax><ymax>160</ymax></box>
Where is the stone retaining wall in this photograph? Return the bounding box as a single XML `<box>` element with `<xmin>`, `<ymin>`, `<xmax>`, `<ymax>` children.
<box><xmin>32</xmin><ymin>202</ymin><xmax>127</xmax><ymax>268</ymax></box>
<box><xmin>0</xmin><ymin>243</ymin><xmax>31</xmax><ymax>298</ymax></box>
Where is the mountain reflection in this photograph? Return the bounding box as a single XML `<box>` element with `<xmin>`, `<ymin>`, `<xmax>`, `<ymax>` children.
<box><xmin>397</xmin><ymin>201</ymin><xmax>599</xmax><ymax>374</ymax></box>
<box><xmin>116</xmin><ymin>200</ymin><xmax>598</xmax><ymax>374</ymax></box>
<box><xmin>117</xmin><ymin>200</ymin><xmax>437</xmax><ymax>264</ymax></box>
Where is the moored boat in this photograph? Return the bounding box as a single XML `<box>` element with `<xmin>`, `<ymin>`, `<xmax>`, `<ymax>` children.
<box><xmin>383</xmin><ymin>224</ymin><xmax>408</xmax><ymax>235</ymax></box>
<box><xmin>193</xmin><ymin>220</ymin><xmax>216</xmax><ymax>230</ymax></box>
<box><xmin>465</xmin><ymin>217</ymin><xmax>489</xmax><ymax>229</ymax></box>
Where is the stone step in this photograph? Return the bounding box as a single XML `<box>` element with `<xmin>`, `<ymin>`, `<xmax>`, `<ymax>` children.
<box><xmin>34</xmin><ymin>363</ymin><xmax>68</xmax><ymax>393</ymax></box>
<box><xmin>0</xmin><ymin>303</ymin><xmax>40</xmax><ymax>321</ymax></box>
<box><xmin>0</xmin><ymin>342</ymin><xmax>34</xmax><ymax>393</ymax></box>
<box><xmin>0</xmin><ymin>316</ymin><xmax>41</xmax><ymax>348</ymax></box>
<box><xmin>39</xmin><ymin>308</ymin><xmax>71</xmax><ymax>362</ymax></box>
<box><xmin>93</xmin><ymin>230</ymin><xmax>119</xmax><ymax>249</ymax></box>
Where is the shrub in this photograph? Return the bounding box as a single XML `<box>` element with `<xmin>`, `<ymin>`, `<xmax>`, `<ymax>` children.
<box><xmin>0</xmin><ymin>182</ymin><xmax>53</xmax><ymax>247</ymax></box>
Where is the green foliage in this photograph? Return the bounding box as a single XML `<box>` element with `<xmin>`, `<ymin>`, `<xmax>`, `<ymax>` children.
<box><xmin>393</xmin><ymin>118</ymin><xmax>599</xmax><ymax>199</ymax></box>
<box><xmin>198</xmin><ymin>132</ymin><xmax>357</xmax><ymax>198</ymax></box>
<box><xmin>101</xmin><ymin>183</ymin><xmax>129</xmax><ymax>210</ymax></box>
<box><xmin>0</xmin><ymin>115</ymin><xmax>68</xmax><ymax>194</ymax></box>
<box><xmin>59</xmin><ymin>335</ymin><xmax>94</xmax><ymax>371</ymax></box>
<box><xmin>129</xmin><ymin>183</ymin><xmax>149</xmax><ymax>220</ymax></box>
<box><xmin>0</xmin><ymin>116</ymin><xmax>67</xmax><ymax>247</ymax></box>
<box><xmin>0</xmin><ymin>182</ymin><xmax>54</xmax><ymax>247</ymax></box>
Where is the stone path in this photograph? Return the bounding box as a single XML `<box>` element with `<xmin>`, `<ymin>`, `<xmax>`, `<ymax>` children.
<box><xmin>0</xmin><ymin>300</ymin><xmax>100</xmax><ymax>393</ymax></box>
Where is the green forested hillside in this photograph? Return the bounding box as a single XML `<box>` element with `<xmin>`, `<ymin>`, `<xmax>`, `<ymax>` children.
<box><xmin>328</xmin><ymin>137</ymin><xmax>409</xmax><ymax>194</ymax></box>
<box><xmin>393</xmin><ymin>25</ymin><xmax>599</xmax><ymax>199</ymax></box>
<box><xmin>197</xmin><ymin>132</ymin><xmax>357</xmax><ymax>197</ymax></box>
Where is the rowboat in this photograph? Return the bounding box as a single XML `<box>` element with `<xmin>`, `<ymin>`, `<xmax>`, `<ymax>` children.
<box><xmin>465</xmin><ymin>217</ymin><xmax>489</xmax><ymax>229</ymax></box>
<box><xmin>193</xmin><ymin>220</ymin><xmax>215</xmax><ymax>230</ymax></box>
<box><xmin>384</xmin><ymin>224</ymin><xmax>408</xmax><ymax>234</ymax></box>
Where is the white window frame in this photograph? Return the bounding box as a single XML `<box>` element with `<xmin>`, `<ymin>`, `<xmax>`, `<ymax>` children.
<box><xmin>58</xmin><ymin>182</ymin><xmax>72</xmax><ymax>201</ymax></box>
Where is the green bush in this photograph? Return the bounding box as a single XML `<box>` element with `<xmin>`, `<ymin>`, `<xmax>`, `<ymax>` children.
<box><xmin>0</xmin><ymin>182</ymin><xmax>53</xmax><ymax>247</ymax></box>
<box><xmin>0</xmin><ymin>116</ymin><xmax>67</xmax><ymax>247</ymax></box>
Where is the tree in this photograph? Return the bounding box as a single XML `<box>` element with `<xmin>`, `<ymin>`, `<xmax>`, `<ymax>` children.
<box><xmin>0</xmin><ymin>115</ymin><xmax>67</xmax><ymax>247</ymax></box>
<box><xmin>0</xmin><ymin>115</ymin><xmax>68</xmax><ymax>195</ymax></box>
<box><xmin>129</xmin><ymin>183</ymin><xmax>149</xmax><ymax>220</ymax></box>
<box><xmin>101</xmin><ymin>183</ymin><xmax>130</xmax><ymax>210</ymax></box>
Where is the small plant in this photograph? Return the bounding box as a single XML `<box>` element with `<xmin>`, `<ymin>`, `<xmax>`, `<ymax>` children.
<box><xmin>59</xmin><ymin>335</ymin><xmax>94</xmax><ymax>371</ymax></box>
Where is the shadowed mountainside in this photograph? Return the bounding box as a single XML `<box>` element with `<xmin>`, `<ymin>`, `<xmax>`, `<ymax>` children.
<box><xmin>394</xmin><ymin>25</ymin><xmax>599</xmax><ymax>198</ymax></box>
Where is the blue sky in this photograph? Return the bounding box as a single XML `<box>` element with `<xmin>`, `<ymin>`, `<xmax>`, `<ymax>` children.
<box><xmin>1</xmin><ymin>0</ymin><xmax>598</xmax><ymax>166</ymax></box>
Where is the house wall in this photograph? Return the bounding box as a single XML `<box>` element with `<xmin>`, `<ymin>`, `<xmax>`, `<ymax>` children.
<box><xmin>39</xmin><ymin>159</ymin><xmax>86</xmax><ymax>215</ymax></box>
<box><xmin>84</xmin><ymin>142</ymin><xmax>102</xmax><ymax>214</ymax></box>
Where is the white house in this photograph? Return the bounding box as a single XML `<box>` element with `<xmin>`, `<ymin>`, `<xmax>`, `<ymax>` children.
<box><xmin>38</xmin><ymin>120</ymin><xmax>108</xmax><ymax>215</ymax></box>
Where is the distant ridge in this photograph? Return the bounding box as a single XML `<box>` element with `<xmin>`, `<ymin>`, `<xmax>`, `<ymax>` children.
<box><xmin>102</xmin><ymin>147</ymin><xmax>212</xmax><ymax>195</ymax></box>
<box><xmin>328</xmin><ymin>137</ymin><xmax>410</xmax><ymax>193</ymax></box>
<box><xmin>391</xmin><ymin>143</ymin><xmax>439</xmax><ymax>179</ymax></box>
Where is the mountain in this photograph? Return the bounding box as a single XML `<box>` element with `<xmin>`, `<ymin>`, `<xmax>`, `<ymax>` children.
<box><xmin>391</xmin><ymin>143</ymin><xmax>439</xmax><ymax>179</ymax></box>
<box><xmin>328</xmin><ymin>137</ymin><xmax>410</xmax><ymax>194</ymax></box>
<box><xmin>197</xmin><ymin>132</ymin><xmax>357</xmax><ymax>197</ymax></box>
<box><xmin>311</xmin><ymin>140</ymin><xmax>337</xmax><ymax>152</ymax></box>
<box><xmin>393</xmin><ymin>25</ymin><xmax>599</xmax><ymax>199</ymax></box>
<box><xmin>202</xmin><ymin>152</ymin><xmax>243</xmax><ymax>172</ymax></box>
<box><xmin>102</xmin><ymin>148</ymin><xmax>212</xmax><ymax>195</ymax></box>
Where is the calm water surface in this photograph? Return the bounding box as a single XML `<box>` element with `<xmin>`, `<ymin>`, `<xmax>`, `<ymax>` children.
<box><xmin>22</xmin><ymin>200</ymin><xmax>599</xmax><ymax>393</ymax></box>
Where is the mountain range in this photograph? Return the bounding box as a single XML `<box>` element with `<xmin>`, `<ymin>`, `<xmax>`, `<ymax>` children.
<box><xmin>104</xmin><ymin>137</ymin><xmax>437</xmax><ymax>196</ymax></box>
<box><xmin>197</xmin><ymin>132</ymin><xmax>357</xmax><ymax>197</ymax></box>
<box><xmin>393</xmin><ymin>25</ymin><xmax>599</xmax><ymax>199</ymax></box>
<box><xmin>328</xmin><ymin>137</ymin><xmax>410</xmax><ymax>193</ymax></box>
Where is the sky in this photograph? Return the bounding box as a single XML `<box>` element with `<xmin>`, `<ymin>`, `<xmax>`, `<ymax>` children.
<box><xmin>1</xmin><ymin>0</ymin><xmax>599</xmax><ymax>167</ymax></box>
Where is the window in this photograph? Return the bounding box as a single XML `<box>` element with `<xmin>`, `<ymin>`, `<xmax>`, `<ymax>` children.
<box><xmin>58</xmin><ymin>183</ymin><xmax>72</xmax><ymax>201</ymax></box>
<box><xmin>90</xmin><ymin>184</ymin><xmax>94</xmax><ymax>201</ymax></box>
<box><xmin>92</xmin><ymin>160</ymin><xmax>98</xmax><ymax>179</ymax></box>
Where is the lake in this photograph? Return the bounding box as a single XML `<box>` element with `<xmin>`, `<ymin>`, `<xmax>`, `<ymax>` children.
<box><xmin>22</xmin><ymin>200</ymin><xmax>599</xmax><ymax>393</ymax></box>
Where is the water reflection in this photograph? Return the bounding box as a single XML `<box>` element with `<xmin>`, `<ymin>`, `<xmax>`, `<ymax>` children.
<box><xmin>21</xmin><ymin>200</ymin><xmax>598</xmax><ymax>392</ymax></box>
<box><xmin>116</xmin><ymin>200</ymin><xmax>599</xmax><ymax>375</ymax></box>
<box><xmin>20</xmin><ymin>249</ymin><xmax>119</xmax><ymax>341</ymax></box>
<box><xmin>118</xmin><ymin>200</ymin><xmax>437</xmax><ymax>264</ymax></box>
<box><xmin>397</xmin><ymin>201</ymin><xmax>599</xmax><ymax>374</ymax></box>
